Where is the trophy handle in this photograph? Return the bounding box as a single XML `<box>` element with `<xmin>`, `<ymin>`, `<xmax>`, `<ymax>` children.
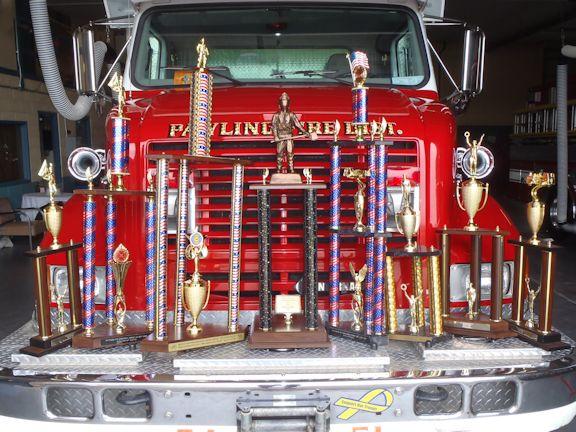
<box><xmin>203</xmin><ymin>281</ymin><xmax>211</xmax><ymax>310</ymax></box>
<box><xmin>395</xmin><ymin>213</ymin><xmax>405</xmax><ymax>235</ymax></box>
<box><xmin>456</xmin><ymin>181</ymin><xmax>466</xmax><ymax>212</ymax></box>
<box><xmin>415</xmin><ymin>211</ymin><xmax>421</xmax><ymax>234</ymax></box>
<box><xmin>479</xmin><ymin>183</ymin><xmax>490</xmax><ymax>211</ymax></box>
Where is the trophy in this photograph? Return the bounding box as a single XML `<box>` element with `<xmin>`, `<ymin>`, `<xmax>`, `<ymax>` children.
<box><xmin>111</xmin><ymin>244</ymin><xmax>131</xmax><ymax>334</ymax></box>
<box><xmin>466</xmin><ymin>282</ymin><xmax>478</xmax><ymax>320</ymax></box>
<box><xmin>456</xmin><ymin>132</ymin><xmax>489</xmax><ymax>231</ymax></box>
<box><xmin>350</xmin><ymin>263</ymin><xmax>367</xmax><ymax>332</ymax></box>
<box><xmin>395</xmin><ymin>175</ymin><xmax>419</xmax><ymax>251</ymax></box>
<box><xmin>526</xmin><ymin>171</ymin><xmax>555</xmax><ymax>244</ymax></box>
<box><xmin>38</xmin><ymin>160</ymin><xmax>62</xmax><ymax>249</ymax></box>
<box><xmin>108</xmin><ymin>72</ymin><xmax>130</xmax><ymax>191</ymax></box>
<box><xmin>183</xmin><ymin>231</ymin><xmax>210</xmax><ymax>335</ymax></box>
<box><xmin>269</xmin><ymin>92</ymin><xmax>317</xmax><ymax>184</ymax></box>
<box><xmin>343</xmin><ymin>168</ymin><xmax>370</xmax><ymax>232</ymax></box>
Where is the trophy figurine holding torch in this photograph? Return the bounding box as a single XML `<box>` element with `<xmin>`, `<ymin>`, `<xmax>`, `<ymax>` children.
<box><xmin>344</xmin><ymin>168</ymin><xmax>370</xmax><ymax>232</ymax></box>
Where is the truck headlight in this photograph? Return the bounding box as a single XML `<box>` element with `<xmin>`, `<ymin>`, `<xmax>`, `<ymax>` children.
<box><xmin>449</xmin><ymin>262</ymin><xmax>513</xmax><ymax>302</ymax></box>
<box><xmin>49</xmin><ymin>265</ymin><xmax>106</xmax><ymax>304</ymax></box>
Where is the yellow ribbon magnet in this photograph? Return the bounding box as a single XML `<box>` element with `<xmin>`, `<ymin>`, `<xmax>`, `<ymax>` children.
<box><xmin>335</xmin><ymin>389</ymin><xmax>394</xmax><ymax>420</ymax></box>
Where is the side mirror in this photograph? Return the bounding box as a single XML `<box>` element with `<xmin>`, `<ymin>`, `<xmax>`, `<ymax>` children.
<box><xmin>461</xmin><ymin>26</ymin><xmax>485</xmax><ymax>96</ymax></box>
<box><xmin>73</xmin><ymin>28</ymin><xmax>98</xmax><ymax>95</ymax></box>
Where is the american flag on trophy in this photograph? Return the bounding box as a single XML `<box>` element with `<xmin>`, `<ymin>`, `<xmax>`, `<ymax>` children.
<box><xmin>347</xmin><ymin>51</ymin><xmax>370</xmax><ymax>87</ymax></box>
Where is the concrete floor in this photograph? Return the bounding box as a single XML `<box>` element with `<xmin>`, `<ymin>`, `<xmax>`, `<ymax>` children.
<box><xmin>0</xmin><ymin>198</ymin><xmax>574</xmax><ymax>430</ymax></box>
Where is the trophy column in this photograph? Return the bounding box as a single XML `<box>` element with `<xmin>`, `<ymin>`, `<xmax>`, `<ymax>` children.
<box><xmin>257</xmin><ymin>189</ymin><xmax>272</xmax><ymax>330</ymax></box>
<box><xmin>248</xmin><ymin>183</ymin><xmax>330</xmax><ymax>349</ymax></box>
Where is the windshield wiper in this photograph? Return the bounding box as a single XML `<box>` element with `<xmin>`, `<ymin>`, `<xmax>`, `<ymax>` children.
<box><xmin>271</xmin><ymin>70</ymin><xmax>351</xmax><ymax>85</ymax></box>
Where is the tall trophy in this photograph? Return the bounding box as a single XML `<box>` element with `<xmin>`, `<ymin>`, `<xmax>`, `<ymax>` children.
<box><xmin>343</xmin><ymin>168</ymin><xmax>370</xmax><ymax>232</ymax></box>
<box><xmin>395</xmin><ymin>175</ymin><xmax>419</xmax><ymax>251</ymax></box>
<box><xmin>508</xmin><ymin>171</ymin><xmax>569</xmax><ymax>350</ymax></box>
<box><xmin>269</xmin><ymin>92</ymin><xmax>318</xmax><ymax>184</ymax></box>
<box><xmin>73</xmin><ymin>244</ymin><xmax>150</xmax><ymax>348</ymax></box>
<box><xmin>38</xmin><ymin>160</ymin><xmax>62</xmax><ymax>248</ymax></box>
<box><xmin>20</xmin><ymin>161</ymin><xmax>84</xmax><ymax>357</ymax></box>
<box><xmin>456</xmin><ymin>132</ymin><xmax>489</xmax><ymax>231</ymax></box>
<box><xmin>526</xmin><ymin>171</ymin><xmax>555</xmax><ymax>244</ymax></box>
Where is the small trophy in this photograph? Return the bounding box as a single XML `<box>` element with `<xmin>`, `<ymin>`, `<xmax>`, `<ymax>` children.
<box><xmin>38</xmin><ymin>160</ymin><xmax>62</xmax><ymax>249</ymax></box>
<box><xmin>465</xmin><ymin>282</ymin><xmax>478</xmax><ymax>320</ymax></box>
<box><xmin>456</xmin><ymin>132</ymin><xmax>490</xmax><ymax>231</ymax></box>
<box><xmin>111</xmin><ymin>244</ymin><xmax>131</xmax><ymax>335</ymax></box>
<box><xmin>183</xmin><ymin>231</ymin><xmax>210</xmax><ymax>335</ymax></box>
<box><xmin>51</xmin><ymin>284</ymin><xmax>67</xmax><ymax>333</ymax></box>
<box><xmin>350</xmin><ymin>263</ymin><xmax>367</xmax><ymax>332</ymax></box>
<box><xmin>526</xmin><ymin>171</ymin><xmax>555</xmax><ymax>244</ymax></box>
<box><xmin>395</xmin><ymin>175</ymin><xmax>419</xmax><ymax>251</ymax></box>
<box><xmin>401</xmin><ymin>284</ymin><xmax>422</xmax><ymax>335</ymax></box>
<box><xmin>343</xmin><ymin>168</ymin><xmax>370</xmax><ymax>232</ymax></box>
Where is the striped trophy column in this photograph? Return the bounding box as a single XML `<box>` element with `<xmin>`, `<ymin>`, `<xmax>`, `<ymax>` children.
<box><xmin>228</xmin><ymin>163</ymin><xmax>244</xmax><ymax>333</ymax></box>
<box><xmin>154</xmin><ymin>158</ymin><xmax>169</xmax><ymax>340</ymax></box>
<box><xmin>364</xmin><ymin>143</ymin><xmax>377</xmax><ymax>334</ymax></box>
<box><xmin>329</xmin><ymin>142</ymin><xmax>341</xmax><ymax>326</ymax></box>
<box><xmin>105</xmin><ymin>195</ymin><xmax>116</xmax><ymax>325</ymax></box>
<box><xmin>174</xmin><ymin>160</ymin><xmax>189</xmax><ymax>328</ymax></box>
<box><xmin>82</xmin><ymin>194</ymin><xmax>96</xmax><ymax>335</ymax></box>
<box><xmin>373</xmin><ymin>142</ymin><xmax>387</xmax><ymax>335</ymax></box>
<box><xmin>145</xmin><ymin>190</ymin><xmax>156</xmax><ymax>331</ymax></box>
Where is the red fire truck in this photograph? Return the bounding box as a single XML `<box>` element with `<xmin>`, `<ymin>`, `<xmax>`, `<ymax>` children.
<box><xmin>0</xmin><ymin>0</ymin><xmax>575</xmax><ymax>431</ymax></box>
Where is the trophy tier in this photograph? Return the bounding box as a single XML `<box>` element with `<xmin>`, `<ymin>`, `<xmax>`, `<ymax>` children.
<box><xmin>443</xmin><ymin>313</ymin><xmax>516</xmax><ymax>339</ymax></box>
<box><xmin>330</xmin><ymin>227</ymin><xmax>390</xmax><ymax>238</ymax></box>
<box><xmin>24</xmin><ymin>241</ymin><xmax>83</xmax><ymax>257</ymax></box>
<box><xmin>248</xmin><ymin>315</ymin><xmax>331</xmax><ymax>349</ymax></box>
<box><xmin>74</xmin><ymin>189</ymin><xmax>154</xmax><ymax>197</ymax></box>
<box><xmin>386</xmin><ymin>245</ymin><xmax>442</xmax><ymax>257</ymax></box>
<box><xmin>250</xmin><ymin>183</ymin><xmax>327</xmax><ymax>191</ymax></box>
<box><xmin>72</xmin><ymin>323</ymin><xmax>151</xmax><ymax>349</ymax></box>
<box><xmin>20</xmin><ymin>326</ymin><xmax>83</xmax><ymax>357</ymax></box>
<box><xmin>146</xmin><ymin>153</ymin><xmax>251</xmax><ymax>166</ymax></box>
<box><xmin>507</xmin><ymin>322</ymin><xmax>570</xmax><ymax>351</ymax></box>
<box><xmin>437</xmin><ymin>227</ymin><xmax>510</xmax><ymax>237</ymax></box>
<box><xmin>140</xmin><ymin>325</ymin><xmax>247</xmax><ymax>353</ymax></box>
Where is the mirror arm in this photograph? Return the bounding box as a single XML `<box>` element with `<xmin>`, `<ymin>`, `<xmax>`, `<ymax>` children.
<box><xmin>427</xmin><ymin>39</ymin><xmax>461</xmax><ymax>93</ymax></box>
<box><xmin>96</xmin><ymin>34</ymin><xmax>132</xmax><ymax>93</ymax></box>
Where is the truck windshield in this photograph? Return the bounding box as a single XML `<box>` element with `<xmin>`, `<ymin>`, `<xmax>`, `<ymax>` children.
<box><xmin>133</xmin><ymin>6</ymin><xmax>428</xmax><ymax>88</ymax></box>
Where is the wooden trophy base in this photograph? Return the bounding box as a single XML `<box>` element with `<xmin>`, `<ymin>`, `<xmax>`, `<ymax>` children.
<box><xmin>140</xmin><ymin>324</ymin><xmax>247</xmax><ymax>353</ymax></box>
<box><xmin>508</xmin><ymin>321</ymin><xmax>571</xmax><ymax>351</ymax></box>
<box><xmin>444</xmin><ymin>313</ymin><xmax>516</xmax><ymax>339</ymax></box>
<box><xmin>72</xmin><ymin>323</ymin><xmax>151</xmax><ymax>349</ymax></box>
<box><xmin>20</xmin><ymin>325</ymin><xmax>83</xmax><ymax>357</ymax></box>
<box><xmin>249</xmin><ymin>314</ymin><xmax>331</xmax><ymax>350</ymax></box>
<box><xmin>270</xmin><ymin>173</ymin><xmax>302</xmax><ymax>184</ymax></box>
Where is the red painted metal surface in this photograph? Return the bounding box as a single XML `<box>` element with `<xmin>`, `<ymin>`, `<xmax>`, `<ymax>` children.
<box><xmin>43</xmin><ymin>86</ymin><xmax>518</xmax><ymax>311</ymax></box>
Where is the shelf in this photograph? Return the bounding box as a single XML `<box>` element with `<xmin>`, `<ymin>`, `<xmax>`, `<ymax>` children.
<box><xmin>146</xmin><ymin>154</ymin><xmax>251</xmax><ymax>166</ymax></box>
<box><xmin>74</xmin><ymin>189</ymin><xmax>154</xmax><ymax>197</ymax></box>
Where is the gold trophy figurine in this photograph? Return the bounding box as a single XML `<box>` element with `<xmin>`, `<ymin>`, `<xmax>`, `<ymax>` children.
<box><xmin>395</xmin><ymin>175</ymin><xmax>420</xmax><ymax>251</ymax></box>
<box><xmin>51</xmin><ymin>284</ymin><xmax>67</xmax><ymax>333</ymax></box>
<box><xmin>38</xmin><ymin>160</ymin><xmax>62</xmax><ymax>249</ymax></box>
<box><xmin>333</xmin><ymin>120</ymin><xmax>341</xmax><ymax>142</ymax></box>
<box><xmin>111</xmin><ymin>244</ymin><xmax>131</xmax><ymax>334</ymax></box>
<box><xmin>466</xmin><ymin>281</ymin><xmax>478</xmax><ymax>320</ymax></box>
<box><xmin>350</xmin><ymin>263</ymin><xmax>367</xmax><ymax>331</ymax></box>
<box><xmin>108</xmin><ymin>73</ymin><xmax>126</xmax><ymax>118</ymax></box>
<box><xmin>344</xmin><ymin>168</ymin><xmax>370</xmax><ymax>232</ymax></box>
<box><xmin>262</xmin><ymin>168</ymin><xmax>269</xmax><ymax>185</ymax></box>
<box><xmin>401</xmin><ymin>283</ymin><xmax>422</xmax><ymax>335</ymax></box>
<box><xmin>196</xmin><ymin>38</ymin><xmax>210</xmax><ymax>69</ymax></box>
<box><xmin>525</xmin><ymin>277</ymin><xmax>541</xmax><ymax>329</ymax></box>
<box><xmin>456</xmin><ymin>132</ymin><xmax>490</xmax><ymax>231</ymax></box>
<box><xmin>526</xmin><ymin>171</ymin><xmax>555</xmax><ymax>244</ymax></box>
<box><xmin>183</xmin><ymin>231</ymin><xmax>211</xmax><ymax>335</ymax></box>
<box><xmin>303</xmin><ymin>168</ymin><xmax>313</xmax><ymax>184</ymax></box>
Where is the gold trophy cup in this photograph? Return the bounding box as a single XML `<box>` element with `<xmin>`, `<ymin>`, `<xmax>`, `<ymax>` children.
<box><xmin>526</xmin><ymin>171</ymin><xmax>555</xmax><ymax>244</ymax></box>
<box><xmin>184</xmin><ymin>231</ymin><xmax>210</xmax><ymax>335</ymax></box>
<box><xmin>111</xmin><ymin>244</ymin><xmax>131</xmax><ymax>334</ymax></box>
<box><xmin>395</xmin><ymin>175</ymin><xmax>419</xmax><ymax>251</ymax></box>
<box><xmin>456</xmin><ymin>132</ymin><xmax>490</xmax><ymax>231</ymax></box>
<box><xmin>38</xmin><ymin>160</ymin><xmax>62</xmax><ymax>248</ymax></box>
<box><xmin>344</xmin><ymin>168</ymin><xmax>370</xmax><ymax>232</ymax></box>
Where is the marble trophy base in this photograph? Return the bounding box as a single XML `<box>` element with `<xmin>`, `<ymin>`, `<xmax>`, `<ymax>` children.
<box><xmin>72</xmin><ymin>322</ymin><xmax>151</xmax><ymax>349</ymax></box>
<box><xmin>508</xmin><ymin>321</ymin><xmax>570</xmax><ymax>351</ymax></box>
<box><xmin>444</xmin><ymin>313</ymin><xmax>516</xmax><ymax>339</ymax></box>
<box><xmin>325</xmin><ymin>322</ymin><xmax>387</xmax><ymax>349</ymax></box>
<box><xmin>140</xmin><ymin>324</ymin><xmax>247</xmax><ymax>353</ymax></box>
<box><xmin>249</xmin><ymin>314</ymin><xmax>331</xmax><ymax>349</ymax></box>
<box><xmin>20</xmin><ymin>325</ymin><xmax>83</xmax><ymax>357</ymax></box>
<box><xmin>270</xmin><ymin>173</ymin><xmax>302</xmax><ymax>184</ymax></box>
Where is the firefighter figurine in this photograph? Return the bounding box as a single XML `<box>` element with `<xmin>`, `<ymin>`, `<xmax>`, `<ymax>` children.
<box><xmin>271</xmin><ymin>92</ymin><xmax>317</xmax><ymax>174</ymax></box>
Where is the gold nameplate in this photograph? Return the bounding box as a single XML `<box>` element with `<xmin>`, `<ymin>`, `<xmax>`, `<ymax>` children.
<box><xmin>167</xmin><ymin>331</ymin><xmax>246</xmax><ymax>353</ymax></box>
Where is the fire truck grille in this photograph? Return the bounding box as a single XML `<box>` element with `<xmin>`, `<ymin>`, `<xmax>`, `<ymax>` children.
<box><xmin>414</xmin><ymin>384</ymin><xmax>463</xmax><ymax>416</ymax></box>
<box><xmin>102</xmin><ymin>389</ymin><xmax>151</xmax><ymax>418</ymax></box>
<box><xmin>147</xmin><ymin>139</ymin><xmax>418</xmax><ymax>297</ymax></box>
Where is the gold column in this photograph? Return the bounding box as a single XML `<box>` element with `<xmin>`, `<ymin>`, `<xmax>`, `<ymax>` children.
<box><xmin>511</xmin><ymin>240</ymin><xmax>527</xmax><ymax>324</ymax></box>
<box><xmin>428</xmin><ymin>254</ymin><xmax>443</xmax><ymax>337</ymax></box>
<box><xmin>34</xmin><ymin>256</ymin><xmax>52</xmax><ymax>339</ymax></box>
<box><xmin>440</xmin><ymin>230</ymin><xmax>451</xmax><ymax>317</ymax></box>
<box><xmin>539</xmin><ymin>249</ymin><xmax>555</xmax><ymax>334</ymax></box>
<box><xmin>66</xmin><ymin>248</ymin><xmax>82</xmax><ymax>328</ymax></box>
<box><xmin>412</xmin><ymin>257</ymin><xmax>425</xmax><ymax>328</ymax></box>
<box><xmin>385</xmin><ymin>256</ymin><xmax>397</xmax><ymax>334</ymax></box>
